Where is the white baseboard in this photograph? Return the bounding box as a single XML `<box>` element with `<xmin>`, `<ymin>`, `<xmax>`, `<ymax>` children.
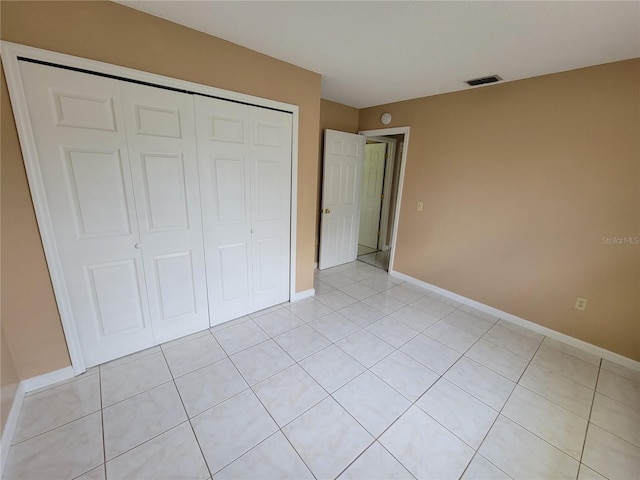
<box><xmin>1</xmin><ymin>381</ymin><xmax>25</xmax><ymax>475</ymax></box>
<box><xmin>390</xmin><ymin>269</ymin><xmax>640</xmax><ymax>372</ymax></box>
<box><xmin>1</xmin><ymin>365</ymin><xmax>76</xmax><ymax>474</ymax></box>
<box><xmin>21</xmin><ymin>366</ymin><xmax>75</xmax><ymax>393</ymax></box>
<box><xmin>291</xmin><ymin>288</ymin><xmax>315</xmax><ymax>302</ymax></box>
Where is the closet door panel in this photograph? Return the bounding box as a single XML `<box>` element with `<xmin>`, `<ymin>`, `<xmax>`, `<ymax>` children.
<box><xmin>121</xmin><ymin>83</ymin><xmax>209</xmax><ymax>343</ymax></box>
<box><xmin>195</xmin><ymin>97</ymin><xmax>253</xmax><ymax>324</ymax></box>
<box><xmin>219</xmin><ymin>242</ymin><xmax>251</xmax><ymax>301</ymax></box>
<box><xmin>250</xmin><ymin>108</ymin><xmax>292</xmax><ymax>310</ymax></box>
<box><xmin>18</xmin><ymin>61</ymin><xmax>154</xmax><ymax>367</ymax></box>
<box><xmin>86</xmin><ymin>259</ymin><xmax>146</xmax><ymax>336</ymax></box>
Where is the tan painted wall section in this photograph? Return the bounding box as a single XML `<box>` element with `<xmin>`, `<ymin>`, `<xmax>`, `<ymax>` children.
<box><xmin>1</xmin><ymin>327</ymin><xmax>20</xmax><ymax>435</ymax></box>
<box><xmin>317</xmin><ymin>99</ymin><xmax>360</xmax><ymax>261</ymax></box>
<box><xmin>359</xmin><ymin>60</ymin><xmax>640</xmax><ymax>361</ymax></box>
<box><xmin>1</xmin><ymin>66</ymin><xmax>72</xmax><ymax>379</ymax></box>
<box><xmin>1</xmin><ymin>0</ymin><xmax>321</xmax><ymax>378</ymax></box>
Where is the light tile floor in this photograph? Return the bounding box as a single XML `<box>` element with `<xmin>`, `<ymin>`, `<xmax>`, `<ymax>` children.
<box><xmin>4</xmin><ymin>261</ymin><xmax>640</xmax><ymax>480</ymax></box>
<box><xmin>357</xmin><ymin>250</ymin><xmax>390</xmax><ymax>271</ymax></box>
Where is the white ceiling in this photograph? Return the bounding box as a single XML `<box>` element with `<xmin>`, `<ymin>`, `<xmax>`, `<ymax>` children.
<box><xmin>116</xmin><ymin>1</ymin><xmax>640</xmax><ymax>108</ymax></box>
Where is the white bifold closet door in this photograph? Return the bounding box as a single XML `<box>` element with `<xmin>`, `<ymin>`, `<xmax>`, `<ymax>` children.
<box><xmin>120</xmin><ymin>82</ymin><xmax>209</xmax><ymax>345</ymax></box>
<box><xmin>195</xmin><ymin>97</ymin><xmax>292</xmax><ymax>325</ymax></box>
<box><xmin>18</xmin><ymin>61</ymin><xmax>209</xmax><ymax>367</ymax></box>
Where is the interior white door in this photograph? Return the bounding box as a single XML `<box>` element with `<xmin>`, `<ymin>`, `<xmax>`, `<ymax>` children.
<box><xmin>195</xmin><ymin>97</ymin><xmax>252</xmax><ymax>323</ymax></box>
<box><xmin>18</xmin><ymin>61</ymin><xmax>155</xmax><ymax>367</ymax></box>
<box><xmin>319</xmin><ymin>129</ymin><xmax>365</xmax><ymax>269</ymax></box>
<box><xmin>358</xmin><ymin>142</ymin><xmax>387</xmax><ymax>249</ymax></box>
<box><xmin>120</xmin><ymin>83</ymin><xmax>209</xmax><ymax>343</ymax></box>
<box><xmin>195</xmin><ymin>96</ymin><xmax>291</xmax><ymax>324</ymax></box>
<box><xmin>249</xmin><ymin>106</ymin><xmax>292</xmax><ymax>311</ymax></box>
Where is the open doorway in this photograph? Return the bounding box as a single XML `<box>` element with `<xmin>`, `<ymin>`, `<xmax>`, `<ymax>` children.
<box><xmin>318</xmin><ymin>126</ymin><xmax>409</xmax><ymax>273</ymax></box>
<box><xmin>357</xmin><ymin>128</ymin><xmax>408</xmax><ymax>272</ymax></box>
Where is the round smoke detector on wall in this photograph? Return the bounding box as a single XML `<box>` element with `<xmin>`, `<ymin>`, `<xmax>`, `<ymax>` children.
<box><xmin>380</xmin><ymin>112</ymin><xmax>392</xmax><ymax>125</ymax></box>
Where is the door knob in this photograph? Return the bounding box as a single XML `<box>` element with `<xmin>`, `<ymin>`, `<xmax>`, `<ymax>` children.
<box><xmin>324</xmin><ymin>209</ymin><xmax>331</xmax><ymax>214</ymax></box>
<box><xmin>134</xmin><ymin>243</ymin><xmax>141</xmax><ymax>249</ymax></box>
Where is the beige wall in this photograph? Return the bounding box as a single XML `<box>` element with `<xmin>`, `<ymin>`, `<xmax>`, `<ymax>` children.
<box><xmin>317</xmin><ymin>99</ymin><xmax>360</xmax><ymax>261</ymax></box>
<box><xmin>1</xmin><ymin>327</ymin><xmax>20</xmax><ymax>435</ymax></box>
<box><xmin>360</xmin><ymin>59</ymin><xmax>640</xmax><ymax>361</ymax></box>
<box><xmin>1</xmin><ymin>1</ymin><xmax>321</xmax><ymax>379</ymax></box>
<box><xmin>1</xmin><ymin>66</ymin><xmax>71</xmax><ymax>379</ymax></box>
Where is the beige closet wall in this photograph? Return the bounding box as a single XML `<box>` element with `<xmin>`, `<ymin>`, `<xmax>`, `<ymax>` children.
<box><xmin>0</xmin><ymin>1</ymin><xmax>321</xmax><ymax>381</ymax></box>
<box><xmin>1</xmin><ymin>327</ymin><xmax>20</xmax><ymax>435</ymax></box>
<box><xmin>359</xmin><ymin>59</ymin><xmax>640</xmax><ymax>361</ymax></box>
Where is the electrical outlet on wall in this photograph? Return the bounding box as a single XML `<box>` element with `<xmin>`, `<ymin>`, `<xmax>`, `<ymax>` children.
<box><xmin>417</xmin><ymin>201</ymin><xmax>424</xmax><ymax>212</ymax></box>
<box><xmin>575</xmin><ymin>297</ymin><xmax>588</xmax><ymax>311</ymax></box>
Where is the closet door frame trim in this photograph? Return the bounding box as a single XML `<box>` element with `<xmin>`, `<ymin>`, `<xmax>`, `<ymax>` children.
<box><xmin>1</xmin><ymin>41</ymin><xmax>301</xmax><ymax>375</ymax></box>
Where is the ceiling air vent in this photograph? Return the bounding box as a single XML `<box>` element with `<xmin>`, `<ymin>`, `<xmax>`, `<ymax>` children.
<box><xmin>466</xmin><ymin>75</ymin><xmax>502</xmax><ymax>87</ymax></box>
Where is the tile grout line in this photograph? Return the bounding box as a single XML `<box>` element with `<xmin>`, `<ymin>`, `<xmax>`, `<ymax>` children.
<box><xmin>230</xmin><ymin>310</ymin><xmax>322</xmax><ymax>479</ymax></box>
<box><xmin>260</xmin><ymin>273</ymin><xmax>408</xmax><ymax>478</ymax></box>
<box><xmin>576</xmin><ymin>358</ymin><xmax>603</xmax><ymax>480</ymax></box>
<box><xmin>456</xmin><ymin>335</ymin><xmax>547</xmax><ymax>479</ymax></box>
<box><xmin>312</xmin><ymin>276</ymin><xmax>503</xmax><ymax>477</ymax></box>
<box><xmin>17</xmin><ymin>263</ymin><xmax>636</xmax><ymax>479</ymax></box>
<box><xmin>192</xmin><ymin>292</ymin><xmax>573</xmax><ymax>480</ymax></box>
<box><xmin>218</xmin><ymin>330</ymin><xmax>318</xmax><ymax>478</ymax></box>
<box><xmin>331</xmin><ymin>305</ymin><xmax>495</xmax><ymax>478</ymax></box>
<box><xmin>159</xmin><ymin>345</ymin><xmax>213</xmax><ymax>480</ymax></box>
<box><xmin>328</xmin><ymin>292</ymin><xmax>492</xmax><ymax>478</ymax></box>
<box><xmin>99</xmin><ymin>366</ymin><xmax>107</xmax><ymax>479</ymax></box>
<box><xmin>98</xmin><ymin>347</ymin><xmax>214</xmax><ymax>469</ymax></box>
<box><xmin>472</xmin><ymin>337</ymin><xmax>604</xmax><ymax>477</ymax></box>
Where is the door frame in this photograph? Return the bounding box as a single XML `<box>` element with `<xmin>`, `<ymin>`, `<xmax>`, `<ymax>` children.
<box><xmin>1</xmin><ymin>41</ymin><xmax>301</xmax><ymax>375</ymax></box>
<box><xmin>358</xmin><ymin>127</ymin><xmax>410</xmax><ymax>273</ymax></box>
<box><xmin>363</xmin><ymin>136</ymin><xmax>397</xmax><ymax>251</ymax></box>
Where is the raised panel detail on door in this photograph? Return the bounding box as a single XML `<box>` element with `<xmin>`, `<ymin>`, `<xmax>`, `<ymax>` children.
<box><xmin>122</xmin><ymin>82</ymin><xmax>209</xmax><ymax>344</ymax></box>
<box><xmin>255</xmin><ymin>237</ymin><xmax>282</xmax><ymax>291</ymax></box>
<box><xmin>153</xmin><ymin>252</ymin><xmax>196</xmax><ymax>320</ymax></box>
<box><xmin>64</xmin><ymin>148</ymin><xmax>132</xmax><ymax>238</ymax></box>
<box><xmin>341</xmin><ymin>216</ymin><xmax>357</xmax><ymax>249</ymax></box>
<box><xmin>359</xmin><ymin>142</ymin><xmax>387</xmax><ymax>249</ymax></box>
<box><xmin>134</xmin><ymin>105</ymin><xmax>181</xmax><ymax>138</ymax></box>
<box><xmin>197</xmin><ymin>98</ymin><xmax>252</xmax><ymax>324</ymax></box>
<box><xmin>249</xmin><ymin>107</ymin><xmax>291</xmax><ymax>310</ymax></box>
<box><xmin>213</xmin><ymin>157</ymin><xmax>247</xmax><ymax>224</ymax></box>
<box><xmin>347</xmin><ymin>142</ymin><xmax>360</xmax><ymax>157</ymax></box>
<box><xmin>326</xmin><ymin>162</ymin><xmax>342</xmax><ymax>205</ymax></box>
<box><xmin>254</xmin><ymin>123</ymin><xmax>282</xmax><ymax>147</ymax></box>
<box><xmin>343</xmin><ymin>164</ymin><xmax>359</xmax><ymax>205</ymax></box>
<box><xmin>86</xmin><ymin>259</ymin><xmax>146</xmax><ymax>336</ymax></box>
<box><xmin>12</xmin><ymin>54</ymin><xmax>295</xmax><ymax>371</ymax></box>
<box><xmin>319</xmin><ymin>129</ymin><xmax>365</xmax><ymax>269</ymax></box>
<box><xmin>219</xmin><ymin>243</ymin><xmax>251</xmax><ymax>302</ymax></box>
<box><xmin>197</xmin><ymin>97</ymin><xmax>291</xmax><ymax>323</ymax></box>
<box><xmin>255</xmin><ymin>159</ymin><xmax>281</xmax><ymax>221</ymax></box>
<box><xmin>322</xmin><ymin>215</ymin><xmax>357</xmax><ymax>258</ymax></box>
<box><xmin>210</xmin><ymin>116</ymin><xmax>244</xmax><ymax>143</ymax></box>
<box><xmin>140</xmin><ymin>153</ymin><xmax>189</xmax><ymax>231</ymax></box>
<box><xmin>52</xmin><ymin>91</ymin><xmax>117</xmax><ymax>131</ymax></box>
<box><xmin>19</xmin><ymin>61</ymin><xmax>155</xmax><ymax>368</ymax></box>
